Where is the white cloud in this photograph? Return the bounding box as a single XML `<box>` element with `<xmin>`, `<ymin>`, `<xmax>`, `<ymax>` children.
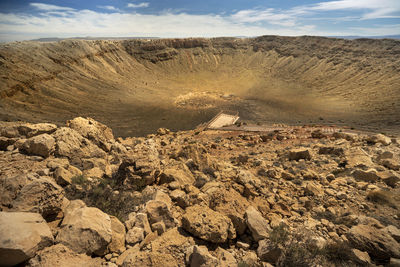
<box><xmin>127</xmin><ymin>3</ymin><xmax>149</xmax><ymax>8</ymax></box>
<box><xmin>30</xmin><ymin>3</ymin><xmax>75</xmax><ymax>11</ymax></box>
<box><xmin>231</xmin><ymin>9</ymin><xmax>296</xmax><ymax>27</ymax></box>
<box><xmin>97</xmin><ymin>5</ymin><xmax>121</xmax><ymax>12</ymax></box>
<box><xmin>309</xmin><ymin>0</ymin><xmax>400</xmax><ymax>19</ymax></box>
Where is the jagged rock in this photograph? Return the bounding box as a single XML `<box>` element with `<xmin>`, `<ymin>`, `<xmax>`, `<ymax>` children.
<box><xmin>18</xmin><ymin>123</ymin><xmax>58</xmax><ymax>138</ymax></box>
<box><xmin>159</xmin><ymin>163</ymin><xmax>195</xmax><ymax>185</ymax></box>
<box><xmin>352</xmin><ymin>169</ymin><xmax>380</xmax><ymax>182</ymax></box>
<box><xmin>381</xmin><ymin>159</ymin><xmax>400</xmax><ymax>170</ymax></box>
<box><xmin>381</xmin><ymin>172</ymin><xmax>400</xmax><ymax>187</ymax></box>
<box><xmin>182</xmin><ymin>205</ymin><xmax>236</xmax><ymax>243</ymax></box>
<box><xmin>318</xmin><ymin>146</ymin><xmax>344</xmax><ymax>156</ymax></box>
<box><xmin>56</xmin><ymin>200</ymin><xmax>112</xmax><ymax>256</ymax></box>
<box><xmin>151</xmin><ymin>221</ymin><xmax>166</xmax><ymax>235</ymax></box>
<box><xmin>125</xmin><ymin>212</ymin><xmax>152</xmax><ymax>236</ymax></box>
<box><xmin>216</xmin><ymin>247</ymin><xmax>237</xmax><ymax>267</ymax></box>
<box><xmin>11</xmin><ymin>176</ymin><xmax>64</xmax><ymax>221</ymax></box>
<box><xmin>145</xmin><ymin>200</ymin><xmax>176</xmax><ymax>229</ymax></box>
<box><xmin>125</xmin><ymin>227</ymin><xmax>144</xmax><ymax>245</ymax></box>
<box><xmin>346</xmin><ymin>147</ymin><xmax>374</xmax><ymax>168</ymax></box>
<box><xmin>245</xmin><ymin>206</ymin><xmax>271</xmax><ymax>241</ymax></box>
<box><xmin>67</xmin><ymin>117</ymin><xmax>115</xmax><ymax>151</ymax></box>
<box><xmin>209</xmin><ymin>188</ymin><xmax>249</xmax><ymax>235</ymax></box>
<box><xmin>333</xmin><ymin>132</ymin><xmax>357</xmax><ymax>141</ymax></box>
<box><xmin>350</xmin><ymin>249</ymin><xmax>371</xmax><ymax>265</ymax></box>
<box><xmin>23</xmin><ymin>134</ymin><xmax>55</xmax><ymax>157</ymax></box>
<box><xmin>389</xmin><ymin>258</ymin><xmax>400</xmax><ymax>267</ymax></box>
<box><xmin>0</xmin><ymin>212</ymin><xmax>54</xmax><ymax>266</ymax></box>
<box><xmin>257</xmin><ymin>239</ymin><xmax>282</xmax><ymax>264</ymax></box>
<box><xmin>187</xmin><ymin>245</ymin><xmax>218</xmax><ymax>267</ymax></box>
<box><xmin>347</xmin><ymin>224</ymin><xmax>400</xmax><ymax>260</ymax></box>
<box><xmin>28</xmin><ymin>244</ymin><xmax>104</xmax><ymax>267</ymax></box>
<box><xmin>304</xmin><ymin>181</ymin><xmax>324</xmax><ymax>197</ymax></box>
<box><xmin>288</xmin><ymin>148</ymin><xmax>311</xmax><ymax>160</ymax></box>
<box><xmin>367</xmin><ymin>134</ymin><xmax>392</xmax><ymax>146</ymax></box>
<box><xmin>108</xmin><ymin>216</ymin><xmax>126</xmax><ymax>253</ymax></box>
<box><xmin>122</xmin><ymin>251</ymin><xmax>177</xmax><ymax>267</ymax></box>
<box><xmin>385</xmin><ymin>225</ymin><xmax>400</xmax><ymax>242</ymax></box>
<box><xmin>54</xmin><ymin>166</ymin><xmax>73</xmax><ymax>186</ymax></box>
<box><xmin>53</xmin><ymin>127</ymin><xmax>106</xmax><ymax>160</ymax></box>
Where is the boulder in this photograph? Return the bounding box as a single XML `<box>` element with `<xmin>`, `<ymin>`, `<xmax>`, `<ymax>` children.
<box><xmin>125</xmin><ymin>212</ymin><xmax>152</xmax><ymax>235</ymax></box>
<box><xmin>367</xmin><ymin>134</ymin><xmax>392</xmax><ymax>146</ymax></box>
<box><xmin>11</xmin><ymin>176</ymin><xmax>64</xmax><ymax>221</ymax></box>
<box><xmin>56</xmin><ymin>201</ymin><xmax>112</xmax><ymax>256</ymax></box>
<box><xmin>126</xmin><ymin>227</ymin><xmax>144</xmax><ymax>245</ymax></box>
<box><xmin>53</xmin><ymin>167</ymin><xmax>73</xmax><ymax>186</ymax></box>
<box><xmin>0</xmin><ymin>212</ymin><xmax>54</xmax><ymax>266</ymax></box>
<box><xmin>23</xmin><ymin>134</ymin><xmax>55</xmax><ymax>157</ymax></box>
<box><xmin>18</xmin><ymin>123</ymin><xmax>57</xmax><ymax>138</ymax></box>
<box><xmin>346</xmin><ymin>147</ymin><xmax>374</xmax><ymax>168</ymax></box>
<box><xmin>182</xmin><ymin>205</ymin><xmax>236</xmax><ymax>243</ymax></box>
<box><xmin>347</xmin><ymin>224</ymin><xmax>400</xmax><ymax>260</ymax></box>
<box><xmin>66</xmin><ymin>117</ymin><xmax>115</xmax><ymax>151</ymax></box>
<box><xmin>352</xmin><ymin>169</ymin><xmax>380</xmax><ymax>182</ymax></box>
<box><xmin>108</xmin><ymin>216</ymin><xmax>126</xmax><ymax>253</ymax></box>
<box><xmin>257</xmin><ymin>239</ymin><xmax>282</xmax><ymax>264</ymax></box>
<box><xmin>288</xmin><ymin>148</ymin><xmax>311</xmax><ymax>161</ymax></box>
<box><xmin>385</xmin><ymin>225</ymin><xmax>400</xmax><ymax>242</ymax></box>
<box><xmin>187</xmin><ymin>245</ymin><xmax>218</xmax><ymax>267</ymax></box>
<box><xmin>28</xmin><ymin>244</ymin><xmax>104</xmax><ymax>267</ymax></box>
<box><xmin>52</xmin><ymin>127</ymin><xmax>106</xmax><ymax>160</ymax></box>
<box><xmin>350</xmin><ymin>249</ymin><xmax>371</xmax><ymax>265</ymax></box>
<box><xmin>159</xmin><ymin>164</ymin><xmax>195</xmax><ymax>185</ymax></box>
<box><xmin>145</xmin><ymin>200</ymin><xmax>176</xmax><ymax>229</ymax></box>
<box><xmin>216</xmin><ymin>247</ymin><xmax>237</xmax><ymax>267</ymax></box>
<box><xmin>245</xmin><ymin>206</ymin><xmax>271</xmax><ymax>241</ymax></box>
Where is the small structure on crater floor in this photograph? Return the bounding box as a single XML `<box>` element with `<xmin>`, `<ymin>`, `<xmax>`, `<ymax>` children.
<box><xmin>207</xmin><ymin>111</ymin><xmax>240</xmax><ymax>129</ymax></box>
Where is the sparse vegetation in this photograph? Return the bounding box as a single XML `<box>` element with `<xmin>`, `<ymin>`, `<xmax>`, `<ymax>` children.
<box><xmin>367</xmin><ymin>190</ymin><xmax>397</xmax><ymax>208</ymax></box>
<box><xmin>71</xmin><ymin>175</ymin><xmax>88</xmax><ymax>185</ymax></box>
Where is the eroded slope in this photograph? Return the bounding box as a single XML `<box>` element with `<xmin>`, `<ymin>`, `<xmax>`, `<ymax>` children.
<box><xmin>0</xmin><ymin>36</ymin><xmax>399</xmax><ymax>136</ymax></box>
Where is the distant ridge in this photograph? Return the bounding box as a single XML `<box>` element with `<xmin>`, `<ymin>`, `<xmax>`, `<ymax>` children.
<box><xmin>31</xmin><ymin>36</ymin><xmax>160</xmax><ymax>42</ymax></box>
<box><xmin>330</xmin><ymin>35</ymin><xmax>400</xmax><ymax>40</ymax></box>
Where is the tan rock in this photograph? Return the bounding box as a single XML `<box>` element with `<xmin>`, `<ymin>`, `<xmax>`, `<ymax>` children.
<box><xmin>245</xmin><ymin>206</ymin><xmax>271</xmax><ymax>241</ymax></box>
<box><xmin>187</xmin><ymin>245</ymin><xmax>218</xmax><ymax>267</ymax></box>
<box><xmin>159</xmin><ymin>164</ymin><xmax>195</xmax><ymax>185</ymax></box>
<box><xmin>56</xmin><ymin>201</ymin><xmax>112</xmax><ymax>256</ymax></box>
<box><xmin>108</xmin><ymin>216</ymin><xmax>126</xmax><ymax>253</ymax></box>
<box><xmin>28</xmin><ymin>244</ymin><xmax>104</xmax><ymax>267</ymax></box>
<box><xmin>352</xmin><ymin>169</ymin><xmax>380</xmax><ymax>182</ymax></box>
<box><xmin>216</xmin><ymin>247</ymin><xmax>237</xmax><ymax>267</ymax></box>
<box><xmin>125</xmin><ymin>227</ymin><xmax>144</xmax><ymax>245</ymax></box>
<box><xmin>0</xmin><ymin>212</ymin><xmax>54</xmax><ymax>266</ymax></box>
<box><xmin>367</xmin><ymin>134</ymin><xmax>392</xmax><ymax>146</ymax></box>
<box><xmin>182</xmin><ymin>205</ymin><xmax>236</xmax><ymax>243</ymax></box>
<box><xmin>304</xmin><ymin>182</ymin><xmax>324</xmax><ymax>197</ymax></box>
<box><xmin>23</xmin><ymin>134</ymin><xmax>55</xmax><ymax>157</ymax></box>
<box><xmin>350</xmin><ymin>249</ymin><xmax>371</xmax><ymax>265</ymax></box>
<box><xmin>347</xmin><ymin>224</ymin><xmax>400</xmax><ymax>260</ymax></box>
<box><xmin>145</xmin><ymin>200</ymin><xmax>176</xmax><ymax>229</ymax></box>
<box><xmin>288</xmin><ymin>148</ymin><xmax>311</xmax><ymax>161</ymax></box>
<box><xmin>54</xmin><ymin>166</ymin><xmax>73</xmax><ymax>186</ymax></box>
<box><xmin>11</xmin><ymin>176</ymin><xmax>64</xmax><ymax>221</ymax></box>
<box><xmin>385</xmin><ymin>225</ymin><xmax>400</xmax><ymax>242</ymax></box>
<box><xmin>67</xmin><ymin>117</ymin><xmax>114</xmax><ymax>151</ymax></box>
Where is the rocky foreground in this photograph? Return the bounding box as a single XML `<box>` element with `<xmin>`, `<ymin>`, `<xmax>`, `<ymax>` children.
<box><xmin>1</xmin><ymin>117</ymin><xmax>400</xmax><ymax>267</ymax></box>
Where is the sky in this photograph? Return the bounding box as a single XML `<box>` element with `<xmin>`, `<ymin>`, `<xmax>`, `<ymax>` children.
<box><xmin>0</xmin><ymin>0</ymin><xmax>399</xmax><ymax>42</ymax></box>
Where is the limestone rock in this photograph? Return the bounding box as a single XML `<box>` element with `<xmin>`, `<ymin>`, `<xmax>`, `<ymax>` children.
<box><xmin>347</xmin><ymin>224</ymin><xmax>400</xmax><ymax>260</ymax></box>
<box><xmin>126</xmin><ymin>227</ymin><xmax>144</xmax><ymax>245</ymax></box>
<box><xmin>145</xmin><ymin>200</ymin><xmax>176</xmax><ymax>229</ymax></box>
<box><xmin>245</xmin><ymin>206</ymin><xmax>271</xmax><ymax>241</ymax></box>
<box><xmin>367</xmin><ymin>134</ymin><xmax>392</xmax><ymax>146</ymax></box>
<box><xmin>108</xmin><ymin>216</ymin><xmax>126</xmax><ymax>253</ymax></box>
<box><xmin>350</xmin><ymin>249</ymin><xmax>371</xmax><ymax>265</ymax></box>
<box><xmin>56</xmin><ymin>201</ymin><xmax>112</xmax><ymax>256</ymax></box>
<box><xmin>18</xmin><ymin>123</ymin><xmax>57</xmax><ymax>138</ymax></box>
<box><xmin>216</xmin><ymin>247</ymin><xmax>237</xmax><ymax>267</ymax></box>
<box><xmin>385</xmin><ymin>225</ymin><xmax>400</xmax><ymax>242</ymax></box>
<box><xmin>288</xmin><ymin>148</ymin><xmax>311</xmax><ymax>161</ymax></box>
<box><xmin>11</xmin><ymin>176</ymin><xmax>64</xmax><ymax>221</ymax></box>
<box><xmin>23</xmin><ymin>134</ymin><xmax>55</xmax><ymax>157</ymax></box>
<box><xmin>352</xmin><ymin>169</ymin><xmax>380</xmax><ymax>182</ymax></box>
<box><xmin>0</xmin><ymin>212</ymin><xmax>54</xmax><ymax>266</ymax></box>
<box><xmin>53</xmin><ymin>127</ymin><xmax>106</xmax><ymax>160</ymax></box>
<box><xmin>28</xmin><ymin>244</ymin><xmax>104</xmax><ymax>267</ymax></box>
<box><xmin>257</xmin><ymin>239</ymin><xmax>282</xmax><ymax>264</ymax></box>
<box><xmin>54</xmin><ymin>167</ymin><xmax>73</xmax><ymax>186</ymax></box>
<box><xmin>182</xmin><ymin>205</ymin><xmax>236</xmax><ymax>243</ymax></box>
<box><xmin>304</xmin><ymin>182</ymin><xmax>324</xmax><ymax>197</ymax></box>
<box><xmin>159</xmin><ymin>164</ymin><xmax>195</xmax><ymax>185</ymax></box>
<box><xmin>187</xmin><ymin>245</ymin><xmax>218</xmax><ymax>267</ymax></box>
<box><xmin>67</xmin><ymin>117</ymin><xmax>115</xmax><ymax>152</ymax></box>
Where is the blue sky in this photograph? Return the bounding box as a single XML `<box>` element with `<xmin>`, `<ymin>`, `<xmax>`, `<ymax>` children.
<box><xmin>0</xmin><ymin>0</ymin><xmax>399</xmax><ymax>42</ymax></box>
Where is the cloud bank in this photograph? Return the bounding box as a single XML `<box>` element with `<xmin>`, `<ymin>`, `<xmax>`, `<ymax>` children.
<box><xmin>0</xmin><ymin>1</ymin><xmax>399</xmax><ymax>42</ymax></box>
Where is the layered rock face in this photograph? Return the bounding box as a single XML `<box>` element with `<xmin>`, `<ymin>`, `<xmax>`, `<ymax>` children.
<box><xmin>0</xmin><ymin>117</ymin><xmax>400</xmax><ymax>266</ymax></box>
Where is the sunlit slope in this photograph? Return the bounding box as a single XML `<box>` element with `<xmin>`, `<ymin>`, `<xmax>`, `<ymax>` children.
<box><xmin>0</xmin><ymin>36</ymin><xmax>399</xmax><ymax>136</ymax></box>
